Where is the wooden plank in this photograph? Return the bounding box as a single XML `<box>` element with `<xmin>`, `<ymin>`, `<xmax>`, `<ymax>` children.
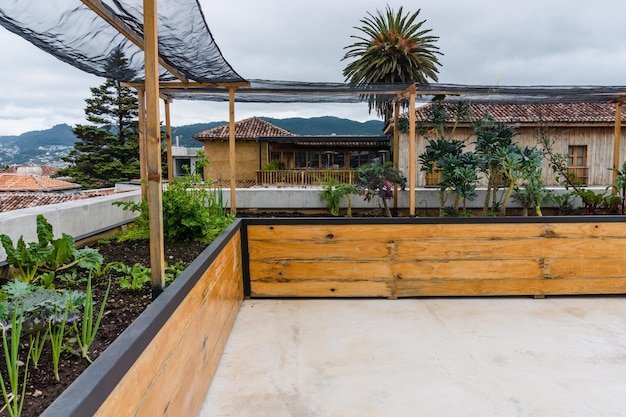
<box><xmin>395</xmin><ymin>278</ymin><xmax>545</xmax><ymax>297</ymax></box>
<box><xmin>249</xmin><ymin>260</ymin><xmax>393</xmax><ymax>281</ymax></box>
<box><xmin>248</xmin><ymin>240</ymin><xmax>393</xmax><ymax>261</ymax></box>
<box><xmin>247</xmin><ymin>223</ymin><xmax>547</xmax><ymax>241</ymax></box>
<box><xmin>251</xmin><ymin>280</ymin><xmax>392</xmax><ymax>298</ymax></box>
<box><xmin>94</xmin><ymin>235</ymin><xmax>242</xmax><ymax>416</ymax></box>
<box><xmin>544</xmin><ymin>222</ymin><xmax>626</xmax><ymax>237</ymax></box>
<box><xmin>396</xmin><ymin>276</ymin><xmax>626</xmax><ymax>297</ymax></box>
<box><xmin>545</xmin><ymin>258</ymin><xmax>626</xmax><ymax>278</ymax></box>
<box><xmin>392</xmin><ymin>259</ymin><xmax>543</xmax><ymax>280</ymax></box>
<box><xmin>395</xmin><ymin>237</ymin><xmax>626</xmax><ymax>260</ymax></box>
<box><xmin>134</xmin><ymin>266</ymin><xmax>242</xmax><ymax>417</ymax></box>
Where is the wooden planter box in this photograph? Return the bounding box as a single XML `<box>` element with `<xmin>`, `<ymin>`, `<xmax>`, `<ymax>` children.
<box><xmin>40</xmin><ymin>216</ymin><xmax>626</xmax><ymax>416</ymax></box>
<box><xmin>41</xmin><ymin>221</ymin><xmax>244</xmax><ymax>417</ymax></box>
<box><xmin>245</xmin><ymin>216</ymin><xmax>626</xmax><ymax>298</ymax></box>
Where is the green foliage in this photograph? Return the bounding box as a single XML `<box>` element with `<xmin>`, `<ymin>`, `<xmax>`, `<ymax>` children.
<box><xmin>73</xmin><ymin>276</ymin><xmax>110</xmax><ymax>362</ymax></box>
<box><xmin>438</xmin><ymin>152</ymin><xmax>483</xmax><ymax>216</ymax></box>
<box><xmin>497</xmin><ymin>145</ymin><xmax>543</xmax><ymax>216</ymax></box>
<box><xmin>343</xmin><ymin>6</ymin><xmax>442</xmax><ymax>123</ymax></box>
<box><xmin>29</xmin><ymin>330</ymin><xmax>47</xmax><ymax>370</ymax></box>
<box><xmin>608</xmin><ymin>161</ymin><xmax>626</xmax><ymax>215</ymax></box>
<box><xmin>0</xmin><ymin>215</ymin><xmax>103</xmax><ymax>286</ymax></box>
<box><xmin>58</xmin><ymin>47</ymin><xmax>140</xmax><ymax>188</ymax></box>
<box><xmin>355</xmin><ymin>162</ymin><xmax>407</xmax><ymax>217</ymax></box>
<box><xmin>262</xmin><ymin>159</ymin><xmax>286</xmax><ymax>170</ymax></box>
<box><xmin>165</xmin><ymin>261</ymin><xmax>188</xmax><ymax>284</ymax></box>
<box><xmin>115</xmin><ymin>167</ymin><xmax>234</xmax><ymax>243</ymax></box>
<box><xmin>110</xmin><ymin>263</ymin><xmax>151</xmax><ymax>291</ymax></box>
<box><xmin>47</xmin><ymin>307</ymin><xmax>69</xmax><ymax>382</ymax></box>
<box><xmin>0</xmin><ymin>305</ymin><xmax>31</xmax><ymax>417</ymax></box>
<box><xmin>319</xmin><ymin>179</ymin><xmax>358</xmax><ymax>216</ymax></box>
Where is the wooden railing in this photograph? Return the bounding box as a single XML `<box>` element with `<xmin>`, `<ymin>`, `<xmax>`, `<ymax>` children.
<box><xmin>256</xmin><ymin>169</ymin><xmax>357</xmax><ymax>186</ymax></box>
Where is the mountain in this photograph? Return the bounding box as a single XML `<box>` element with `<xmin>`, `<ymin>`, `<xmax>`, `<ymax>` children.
<box><xmin>0</xmin><ymin>117</ymin><xmax>384</xmax><ymax>167</ymax></box>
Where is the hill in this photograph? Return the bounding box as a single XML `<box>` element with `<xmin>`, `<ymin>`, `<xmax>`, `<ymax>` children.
<box><xmin>0</xmin><ymin>116</ymin><xmax>384</xmax><ymax>166</ymax></box>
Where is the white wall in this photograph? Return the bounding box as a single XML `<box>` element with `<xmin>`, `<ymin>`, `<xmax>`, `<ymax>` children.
<box><xmin>0</xmin><ymin>191</ymin><xmax>141</xmax><ymax>262</ymax></box>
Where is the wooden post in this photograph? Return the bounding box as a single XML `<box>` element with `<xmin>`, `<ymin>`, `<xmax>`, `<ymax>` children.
<box><xmin>393</xmin><ymin>99</ymin><xmax>399</xmax><ymax>210</ymax></box>
<box><xmin>613</xmin><ymin>101</ymin><xmax>623</xmax><ymax>192</ymax></box>
<box><xmin>144</xmin><ymin>0</ymin><xmax>165</xmax><ymax>297</ymax></box>
<box><xmin>137</xmin><ymin>86</ymin><xmax>148</xmax><ymax>199</ymax></box>
<box><xmin>164</xmin><ymin>98</ymin><xmax>173</xmax><ymax>184</ymax></box>
<box><xmin>228</xmin><ymin>86</ymin><xmax>237</xmax><ymax>214</ymax></box>
<box><xmin>409</xmin><ymin>85</ymin><xmax>416</xmax><ymax>216</ymax></box>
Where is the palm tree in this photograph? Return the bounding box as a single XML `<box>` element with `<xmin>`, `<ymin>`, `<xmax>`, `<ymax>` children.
<box><xmin>342</xmin><ymin>6</ymin><xmax>443</xmax><ymax>123</ymax></box>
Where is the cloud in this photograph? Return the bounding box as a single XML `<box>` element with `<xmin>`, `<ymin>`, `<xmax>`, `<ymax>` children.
<box><xmin>2</xmin><ymin>0</ymin><xmax>626</xmax><ymax>135</ymax></box>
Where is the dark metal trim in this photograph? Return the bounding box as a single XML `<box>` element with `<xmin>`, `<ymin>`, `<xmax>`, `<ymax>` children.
<box><xmin>240</xmin><ymin>221</ymin><xmax>251</xmax><ymax>297</ymax></box>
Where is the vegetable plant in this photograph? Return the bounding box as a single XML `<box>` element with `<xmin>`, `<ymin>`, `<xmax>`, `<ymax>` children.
<box><xmin>0</xmin><ymin>305</ymin><xmax>32</xmax><ymax>417</ymax></box>
<box><xmin>73</xmin><ymin>276</ymin><xmax>110</xmax><ymax>362</ymax></box>
<box><xmin>0</xmin><ymin>215</ymin><xmax>103</xmax><ymax>286</ymax></box>
<box><xmin>355</xmin><ymin>162</ymin><xmax>407</xmax><ymax>217</ymax></box>
<box><xmin>110</xmin><ymin>262</ymin><xmax>151</xmax><ymax>291</ymax></box>
<box><xmin>47</xmin><ymin>307</ymin><xmax>69</xmax><ymax>381</ymax></box>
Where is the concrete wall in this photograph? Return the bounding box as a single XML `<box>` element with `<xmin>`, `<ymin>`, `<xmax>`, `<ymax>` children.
<box><xmin>0</xmin><ymin>190</ymin><xmax>141</xmax><ymax>262</ymax></box>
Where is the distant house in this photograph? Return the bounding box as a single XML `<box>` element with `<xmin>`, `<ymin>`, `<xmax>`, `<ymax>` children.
<box><xmin>397</xmin><ymin>102</ymin><xmax>626</xmax><ymax>187</ymax></box>
<box><xmin>171</xmin><ymin>145</ymin><xmax>204</xmax><ymax>178</ymax></box>
<box><xmin>0</xmin><ymin>173</ymin><xmax>80</xmax><ymax>192</ymax></box>
<box><xmin>194</xmin><ymin>116</ymin><xmax>390</xmax><ymax>183</ymax></box>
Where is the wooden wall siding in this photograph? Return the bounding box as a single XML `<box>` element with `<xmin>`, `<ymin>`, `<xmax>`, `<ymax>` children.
<box><xmin>400</xmin><ymin>125</ymin><xmax>625</xmax><ymax>187</ymax></box>
<box><xmin>247</xmin><ymin>222</ymin><xmax>626</xmax><ymax>298</ymax></box>
<box><xmin>94</xmin><ymin>232</ymin><xmax>244</xmax><ymax>417</ymax></box>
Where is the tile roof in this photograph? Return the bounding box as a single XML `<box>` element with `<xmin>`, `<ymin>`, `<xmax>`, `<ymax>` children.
<box><xmin>0</xmin><ymin>174</ymin><xmax>80</xmax><ymax>192</ymax></box>
<box><xmin>194</xmin><ymin>116</ymin><xmax>295</xmax><ymax>141</ymax></box>
<box><xmin>411</xmin><ymin>102</ymin><xmax>626</xmax><ymax>124</ymax></box>
<box><xmin>0</xmin><ymin>189</ymin><xmax>118</xmax><ymax>212</ymax></box>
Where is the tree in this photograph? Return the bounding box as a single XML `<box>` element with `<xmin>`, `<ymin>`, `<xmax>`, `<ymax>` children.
<box><xmin>59</xmin><ymin>48</ymin><xmax>139</xmax><ymax>188</ymax></box>
<box><xmin>342</xmin><ymin>6</ymin><xmax>442</xmax><ymax>124</ymax></box>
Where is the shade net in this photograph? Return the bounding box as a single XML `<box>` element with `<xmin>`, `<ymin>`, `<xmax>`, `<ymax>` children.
<box><xmin>2</xmin><ymin>2</ymin><xmax>626</xmax><ymax>105</ymax></box>
<box><xmin>0</xmin><ymin>0</ymin><xmax>245</xmax><ymax>83</ymax></box>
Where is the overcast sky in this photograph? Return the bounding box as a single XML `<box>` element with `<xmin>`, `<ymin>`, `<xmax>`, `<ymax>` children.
<box><xmin>2</xmin><ymin>0</ymin><xmax>626</xmax><ymax>135</ymax></box>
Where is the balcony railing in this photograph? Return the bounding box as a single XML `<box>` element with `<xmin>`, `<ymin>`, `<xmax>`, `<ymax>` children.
<box><xmin>256</xmin><ymin>169</ymin><xmax>356</xmax><ymax>186</ymax></box>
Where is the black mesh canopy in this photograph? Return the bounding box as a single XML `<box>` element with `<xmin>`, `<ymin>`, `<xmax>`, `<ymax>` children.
<box><xmin>2</xmin><ymin>2</ymin><xmax>626</xmax><ymax>105</ymax></box>
<box><xmin>0</xmin><ymin>0</ymin><xmax>245</xmax><ymax>84</ymax></box>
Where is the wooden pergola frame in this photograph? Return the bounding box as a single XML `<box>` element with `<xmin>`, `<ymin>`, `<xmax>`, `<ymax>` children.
<box><xmin>81</xmin><ymin>0</ymin><xmax>626</xmax><ymax>296</ymax></box>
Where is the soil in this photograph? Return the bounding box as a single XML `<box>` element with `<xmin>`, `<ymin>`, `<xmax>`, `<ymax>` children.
<box><xmin>0</xmin><ymin>239</ymin><xmax>207</xmax><ymax>417</ymax></box>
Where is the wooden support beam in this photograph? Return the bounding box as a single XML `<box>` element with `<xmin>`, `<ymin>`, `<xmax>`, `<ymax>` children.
<box><xmin>228</xmin><ymin>87</ymin><xmax>237</xmax><ymax>214</ymax></box>
<box><xmin>144</xmin><ymin>0</ymin><xmax>165</xmax><ymax>297</ymax></box>
<box><xmin>80</xmin><ymin>0</ymin><xmax>188</xmax><ymax>82</ymax></box>
<box><xmin>164</xmin><ymin>98</ymin><xmax>173</xmax><ymax>184</ymax></box>
<box><xmin>408</xmin><ymin>85</ymin><xmax>416</xmax><ymax>216</ymax></box>
<box><xmin>613</xmin><ymin>101</ymin><xmax>623</xmax><ymax>192</ymax></box>
<box><xmin>393</xmin><ymin>99</ymin><xmax>399</xmax><ymax>210</ymax></box>
<box><xmin>137</xmin><ymin>86</ymin><xmax>148</xmax><ymax>199</ymax></box>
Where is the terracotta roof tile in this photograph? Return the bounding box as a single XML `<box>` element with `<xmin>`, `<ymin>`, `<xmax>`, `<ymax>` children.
<box><xmin>194</xmin><ymin>116</ymin><xmax>295</xmax><ymax>141</ymax></box>
<box><xmin>0</xmin><ymin>189</ymin><xmax>118</xmax><ymax>212</ymax></box>
<box><xmin>0</xmin><ymin>174</ymin><xmax>80</xmax><ymax>192</ymax></box>
<box><xmin>411</xmin><ymin>102</ymin><xmax>625</xmax><ymax>124</ymax></box>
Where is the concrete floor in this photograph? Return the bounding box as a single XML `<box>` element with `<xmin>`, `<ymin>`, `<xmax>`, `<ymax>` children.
<box><xmin>200</xmin><ymin>297</ymin><xmax>626</xmax><ymax>417</ymax></box>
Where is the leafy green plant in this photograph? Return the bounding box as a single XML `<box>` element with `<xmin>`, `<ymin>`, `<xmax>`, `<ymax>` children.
<box><xmin>319</xmin><ymin>179</ymin><xmax>358</xmax><ymax>216</ymax></box>
<box><xmin>0</xmin><ymin>305</ymin><xmax>32</xmax><ymax>417</ymax></box>
<box><xmin>47</xmin><ymin>307</ymin><xmax>69</xmax><ymax>381</ymax></box>
<box><xmin>110</xmin><ymin>262</ymin><xmax>151</xmax><ymax>291</ymax></box>
<box><xmin>165</xmin><ymin>261</ymin><xmax>188</xmax><ymax>284</ymax></box>
<box><xmin>115</xmin><ymin>167</ymin><xmax>234</xmax><ymax>243</ymax></box>
<box><xmin>28</xmin><ymin>331</ymin><xmax>47</xmax><ymax>370</ymax></box>
<box><xmin>608</xmin><ymin>161</ymin><xmax>626</xmax><ymax>215</ymax></box>
<box><xmin>0</xmin><ymin>215</ymin><xmax>103</xmax><ymax>286</ymax></box>
<box><xmin>262</xmin><ymin>159</ymin><xmax>286</xmax><ymax>170</ymax></box>
<box><xmin>355</xmin><ymin>162</ymin><xmax>407</xmax><ymax>217</ymax></box>
<box><xmin>73</xmin><ymin>276</ymin><xmax>110</xmax><ymax>362</ymax></box>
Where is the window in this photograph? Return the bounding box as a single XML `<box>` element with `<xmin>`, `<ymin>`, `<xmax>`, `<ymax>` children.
<box><xmin>568</xmin><ymin>145</ymin><xmax>587</xmax><ymax>166</ymax></box>
<box><xmin>174</xmin><ymin>158</ymin><xmax>190</xmax><ymax>177</ymax></box>
<box><xmin>567</xmin><ymin>145</ymin><xmax>588</xmax><ymax>185</ymax></box>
